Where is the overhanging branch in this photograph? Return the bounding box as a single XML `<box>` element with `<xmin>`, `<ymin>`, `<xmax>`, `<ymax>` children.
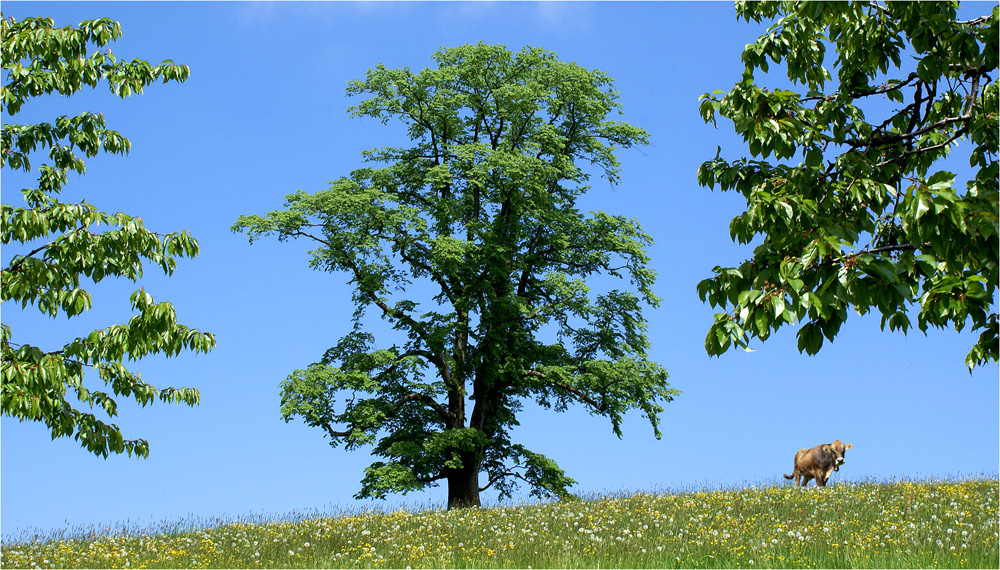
<box><xmin>321</xmin><ymin>390</ymin><xmax>452</xmax><ymax>442</ymax></box>
<box><xmin>392</xmin><ymin>392</ymin><xmax>453</xmax><ymax>424</ymax></box>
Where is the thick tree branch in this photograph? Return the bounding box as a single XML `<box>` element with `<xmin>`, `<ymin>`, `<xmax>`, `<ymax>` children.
<box><xmin>321</xmin><ymin>390</ymin><xmax>452</xmax><ymax>442</ymax></box>
<box><xmin>955</xmin><ymin>15</ymin><xmax>992</xmax><ymax>26</ymax></box>
<box><xmin>860</xmin><ymin>243</ymin><xmax>927</xmax><ymax>256</ymax></box>
<box><xmin>479</xmin><ymin>468</ymin><xmax>523</xmax><ymax>492</ymax></box>
<box><xmin>552</xmin><ymin>378</ymin><xmax>606</xmax><ymax>413</ymax></box>
<box><xmin>802</xmin><ymin>241</ymin><xmax>934</xmax><ymax>272</ymax></box>
<box><xmin>289</xmin><ymin>229</ymin><xmax>330</xmax><ymax>245</ymax></box>
<box><xmin>331</xmin><ymin>253</ymin><xmax>435</xmax><ymax>349</ymax></box>
<box><xmin>392</xmin><ymin>392</ymin><xmax>452</xmax><ymax>423</ymax></box>
<box><xmin>5</xmin><ymin>240</ymin><xmax>57</xmax><ymax>275</ymax></box>
<box><xmin>416</xmin><ymin>472</ymin><xmax>449</xmax><ymax>484</ymax></box>
<box><xmin>852</xmin><ymin>113</ymin><xmax>971</xmax><ymax>149</ymax></box>
<box><xmin>876</xmin><ymin>126</ymin><xmax>970</xmax><ymax>167</ymax></box>
<box><xmin>517</xmin><ymin>225</ymin><xmax>547</xmax><ymax>297</ymax></box>
<box><xmin>322</xmin><ymin>423</ymin><xmax>351</xmax><ymax>439</ymax></box>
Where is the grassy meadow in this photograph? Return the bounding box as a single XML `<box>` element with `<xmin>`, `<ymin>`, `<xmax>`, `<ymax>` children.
<box><xmin>1</xmin><ymin>478</ymin><xmax>997</xmax><ymax>569</ymax></box>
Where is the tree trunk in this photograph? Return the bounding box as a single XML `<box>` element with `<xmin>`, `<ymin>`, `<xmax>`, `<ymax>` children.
<box><xmin>446</xmin><ymin>453</ymin><xmax>482</xmax><ymax>509</ymax></box>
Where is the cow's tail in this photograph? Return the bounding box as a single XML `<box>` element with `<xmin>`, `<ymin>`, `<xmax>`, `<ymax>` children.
<box><xmin>782</xmin><ymin>473</ymin><xmax>794</xmax><ymax>480</ymax></box>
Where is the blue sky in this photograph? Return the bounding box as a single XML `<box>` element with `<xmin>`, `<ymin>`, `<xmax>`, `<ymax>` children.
<box><xmin>2</xmin><ymin>1</ymin><xmax>997</xmax><ymax>538</ymax></box>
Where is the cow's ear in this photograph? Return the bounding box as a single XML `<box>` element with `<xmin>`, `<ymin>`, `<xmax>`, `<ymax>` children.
<box><xmin>845</xmin><ymin>443</ymin><xmax>853</xmax><ymax>449</ymax></box>
<box><xmin>822</xmin><ymin>445</ymin><xmax>833</xmax><ymax>452</ymax></box>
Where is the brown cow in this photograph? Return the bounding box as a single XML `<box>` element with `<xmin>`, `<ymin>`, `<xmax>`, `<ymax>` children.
<box><xmin>783</xmin><ymin>440</ymin><xmax>853</xmax><ymax>487</ymax></box>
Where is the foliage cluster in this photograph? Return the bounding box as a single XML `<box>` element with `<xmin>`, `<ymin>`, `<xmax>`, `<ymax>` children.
<box><xmin>1</xmin><ymin>14</ymin><xmax>214</xmax><ymax>458</ymax></box>
<box><xmin>697</xmin><ymin>1</ymin><xmax>998</xmax><ymax>370</ymax></box>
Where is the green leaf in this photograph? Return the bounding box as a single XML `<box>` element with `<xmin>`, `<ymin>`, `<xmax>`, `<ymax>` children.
<box><xmin>916</xmin><ymin>55</ymin><xmax>941</xmax><ymax>83</ymax></box>
<box><xmin>805</xmin><ymin>148</ymin><xmax>823</xmax><ymax>167</ymax></box>
<box><xmin>754</xmin><ymin>308</ymin><xmax>770</xmax><ymax>337</ymax></box>
<box><xmin>915</xmin><ymin>195</ymin><xmax>932</xmax><ymax>220</ymax></box>
<box><xmin>771</xmin><ymin>295</ymin><xmax>786</xmax><ymax>319</ymax></box>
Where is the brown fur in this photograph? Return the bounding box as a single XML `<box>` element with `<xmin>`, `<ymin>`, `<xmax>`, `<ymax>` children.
<box><xmin>782</xmin><ymin>440</ymin><xmax>853</xmax><ymax>487</ymax></box>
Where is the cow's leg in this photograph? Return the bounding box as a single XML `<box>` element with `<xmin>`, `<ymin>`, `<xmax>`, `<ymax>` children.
<box><xmin>800</xmin><ymin>474</ymin><xmax>812</xmax><ymax>487</ymax></box>
<box><xmin>818</xmin><ymin>467</ymin><xmax>834</xmax><ymax>487</ymax></box>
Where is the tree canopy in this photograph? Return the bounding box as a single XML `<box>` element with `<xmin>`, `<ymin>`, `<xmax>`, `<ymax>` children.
<box><xmin>697</xmin><ymin>1</ymin><xmax>998</xmax><ymax>371</ymax></box>
<box><xmin>1</xmin><ymin>14</ymin><xmax>215</xmax><ymax>458</ymax></box>
<box><xmin>234</xmin><ymin>43</ymin><xmax>676</xmax><ymax>508</ymax></box>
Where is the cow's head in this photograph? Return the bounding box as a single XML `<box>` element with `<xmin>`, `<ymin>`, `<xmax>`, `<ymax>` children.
<box><xmin>828</xmin><ymin>440</ymin><xmax>853</xmax><ymax>470</ymax></box>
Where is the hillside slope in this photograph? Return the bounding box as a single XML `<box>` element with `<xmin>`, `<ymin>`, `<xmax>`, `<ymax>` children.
<box><xmin>2</xmin><ymin>478</ymin><xmax>997</xmax><ymax>569</ymax></box>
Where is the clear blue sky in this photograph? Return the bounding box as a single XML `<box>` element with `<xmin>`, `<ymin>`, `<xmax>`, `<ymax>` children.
<box><xmin>2</xmin><ymin>1</ymin><xmax>997</xmax><ymax>539</ymax></box>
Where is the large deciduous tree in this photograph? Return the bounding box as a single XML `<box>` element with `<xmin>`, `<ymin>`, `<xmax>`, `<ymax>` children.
<box><xmin>234</xmin><ymin>43</ymin><xmax>675</xmax><ymax>508</ymax></box>
<box><xmin>1</xmin><ymin>15</ymin><xmax>215</xmax><ymax>458</ymax></box>
<box><xmin>697</xmin><ymin>1</ymin><xmax>998</xmax><ymax>371</ymax></box>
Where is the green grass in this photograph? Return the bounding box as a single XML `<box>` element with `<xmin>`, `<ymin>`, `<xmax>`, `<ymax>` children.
<box><xmin>2</xmin><ymin>478</ymin><xmax>997</xmax><ymax>569</ymax></box>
